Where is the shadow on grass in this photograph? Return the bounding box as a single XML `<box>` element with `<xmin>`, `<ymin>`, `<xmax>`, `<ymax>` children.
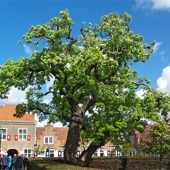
<box><xmin>29</xmin><ymin>158</ymin><xmax>101</xmax><ymax>170</ymax></box>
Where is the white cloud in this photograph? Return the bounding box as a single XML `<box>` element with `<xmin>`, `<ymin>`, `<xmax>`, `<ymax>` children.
<box><xmin>34</xmin><ymin>113</ymin><xmax>63</xmax><ymax>127</ymax></box>
<box><xmin>157</xmin><ymin>65</ymin><xmax>170</xmax><ymax>92</ymax></box>
<box><xmin>135</xmin><ymin>0</ymin><xmax>152</xmax><ymax>10</ymax></box>
<box><xmin>136</xmin><ymin>89</ymin><xmax>145</xmax><ymax>99</ymax></box>
<box><xmin>153</xmin><ymin>42</ymin><xmax>162</xmax><ymax>53</ymax></box>
<box><xmin>23</xmin><ymin>44</ymin><xmax>32</xmax><ymax>56</ymax></box>
<box><xmin>152</xmin><ymin>0</ymin><xmax>170</xmax><ymax>10</ymax></box>
<box><xmin>135</xmin><ymin>0</ymin><xmax>170</xmax><ymax>10</ymax></box>
<box><xmin>1</xmin><ymin>87</ymin><xmax>27</xmax><ymax>104</ymax></box>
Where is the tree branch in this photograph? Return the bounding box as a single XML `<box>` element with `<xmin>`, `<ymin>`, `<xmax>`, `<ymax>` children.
<box><xmin>80</xmin><ymin>27</ymin><xmax>87</xmax><ymax>40</ymax></box>
<box><xmin>65</xmin><ymin>26</ymin><xmax>77</xmax><ymax>54</ymax></box>
<box><xmin>132</xmin><ymin>80</ymin><xmax>152</xmax><ymax>90</ymax></box>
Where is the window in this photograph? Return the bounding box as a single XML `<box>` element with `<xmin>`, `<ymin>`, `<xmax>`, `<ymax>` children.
<box><xmin>39</xmin><ymin>151</ymin><xmax>45</xmax><ymax>157</ymax></box>
<box><xmin>44</xmin><ymin>136</ymin><xmax>53</xmax><ymax>144</ymax></box>
<box><xmin>18</xmin><ymin>128</ymin><xmax>27</xmax><ymax>140</ymax></box>
<box><xmin>100</xmin><ymin>150</ymin><xmax>104</xmax><ymax>156</ymax></box>
<box><xmin>24</xmin><ymin>148</ymin><xmax>32</xmax><ymax>157</ymax></box>
<box><xmin>50</xmin><ymin>149</ymin><xmax>54</xmax><ymax>157</ymax></box>
<box><xmin>93</xmin><ymin>150</ymin><xmax>98</xmax><ymax>156</ymax></box>
<box><xmin>0</xmin><ymin>129</ymin><xmax>7</xmax><ymax>140</ymax></box>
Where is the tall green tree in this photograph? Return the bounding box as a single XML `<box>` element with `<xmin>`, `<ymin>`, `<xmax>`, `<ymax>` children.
<box><xmin>141</xmin><ymin>92</ymin><xmax>170</xmax><ymax>170</ymax></box>
<box><xmin>142</xmin><ymin>122</ymin><xmax>170</xmax><ymax>170</ymax></box>
<box><xmin>0</xmin><ymin>10</ymin><xmax>169</xmax><ymax>166</ymax></box>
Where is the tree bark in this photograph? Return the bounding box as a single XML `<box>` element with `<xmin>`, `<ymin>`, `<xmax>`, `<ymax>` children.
<box><xmin>64</xmin><ymin>99</ymin><xmax>96</xmax><ymax>166</ymax></box>
<box><xmin>64</xmin><ymin>112</ymin><xmax>105</xmax><ymax>167</ymax></box>
<box><xmin>64</xmin><ymin>113</ymin><xmax>82</xmax><ymax>165</ymax></box>
<box><xmin>159</xmin><ymin>154</ymin><xmax>162</xmax><ymax>170</ymax></box>
<box><xmin>78</xmin><ymin>141</ymin><xmax>105</xmax><ymax>167</ymax></box>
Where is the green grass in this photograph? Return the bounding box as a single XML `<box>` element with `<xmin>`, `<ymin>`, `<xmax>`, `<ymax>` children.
<box><xmin>28</xmin><ymin>158</ymin><xmax>101</xmax><ymax>170</ymax></box>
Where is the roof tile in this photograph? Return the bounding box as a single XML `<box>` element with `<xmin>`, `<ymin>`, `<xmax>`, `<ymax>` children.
<box><xmin>0</xmin><ymin>104</ymin><xmax>34</xmax><ymax>121</ymax></box>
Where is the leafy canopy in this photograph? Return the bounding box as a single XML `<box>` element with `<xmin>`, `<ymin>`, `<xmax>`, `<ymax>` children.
<box><xmin>0</xmin><ymin>10</ymin><xmax>168</xmax><ymax>145</ymax></box>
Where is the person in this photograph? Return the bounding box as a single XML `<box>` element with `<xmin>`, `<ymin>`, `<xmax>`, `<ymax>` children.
<box><xmin>22</xmin><ymin>156</ymin><xmax>28</xmax><ymax>170</ymax></box>
<box><xmin>12</xmin><ymin>154</ymin><xmax>17</xmax><ymax>170</ymax></box>
<box><xmin>1</xmin><ymin>153</ymin><xmax>8</xmax><ymax>170</ymax></box>
<box><xmin>14</xmin><ymin>154</ymin><xmax>23</xmax><ymax>170</ymax></box>
<box><xmin>7</xmin><ymin>156</ymin><xmax>12</xmax><ymax>170</ymax></box>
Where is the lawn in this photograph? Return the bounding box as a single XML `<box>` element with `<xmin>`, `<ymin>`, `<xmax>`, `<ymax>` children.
<box><xmin>28</xmin><ymin>157</ymin><xmax>101</xmax><ymax>170</ymax></box>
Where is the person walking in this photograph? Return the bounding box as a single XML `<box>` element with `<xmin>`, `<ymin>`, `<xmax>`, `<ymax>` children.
<box><xmin>1</xmin><ymin>153</ymin><xmax>8</xmax><ymax>170</ymax></box>
<box><xmin>12</xmin><ymin>154</ymin><xmax>17</xmax><ymax>170</ymax></box>
<box><xmin>7</xmin><ymin>156</ymin><xmax>12</xmax><ymax>170</ymax></box>
<box><xmin>14</xmin><ymin>154</ymin><xmax>23</xmax><ymax>170</ymax></box>
<box><xmin>23</xmin><ymin>156</ymin><xmax>28</xmax><ymax>170</ymax></box>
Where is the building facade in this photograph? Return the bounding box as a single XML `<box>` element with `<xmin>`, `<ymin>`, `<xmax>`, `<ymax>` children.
<box><xmin>0</xmin><ymin>104</ymin><xmax>119</xmax><ymax>158</ymax></box>
<box><xmin>35</xmin><ymin>124</ymin><xmax>118</xmax><ymax>157</ymax></box>
<box><xmin>36</xmin><ymin>124</ymin><xmax>68</xmax><ymax>157</ymax></box>
<box><xmin>0</xmin><ymin>104</ymin><xmax>35</xmax><ymax>157</ymax></box>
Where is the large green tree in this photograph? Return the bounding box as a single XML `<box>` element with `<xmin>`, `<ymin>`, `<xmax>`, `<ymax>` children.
<box><xmin>0</xmin><ymin>10</ymin><xmax>169</xmax><ymax>166</ymax></box>
<box><xmin>142</xmin><ymin>122</ymin><xmax>170</xmax><ymax>170</ymax></box>
<box><xmin>141</xmin><ymin>92</ymin><xmax>170</xmax><ymax>170</ymax></box>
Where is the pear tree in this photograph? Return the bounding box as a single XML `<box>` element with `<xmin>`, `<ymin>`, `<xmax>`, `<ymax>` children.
<box><xmin>0</xmin><ymin>10</ymin><xmax>169</xmax><ymax>166</ymax></box>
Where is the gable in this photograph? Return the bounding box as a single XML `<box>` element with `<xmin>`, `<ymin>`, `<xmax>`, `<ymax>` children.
<box><xmin>36</xmin><ymin>124</ymin><xmax>68</xmax><ymax>145</ymax></box>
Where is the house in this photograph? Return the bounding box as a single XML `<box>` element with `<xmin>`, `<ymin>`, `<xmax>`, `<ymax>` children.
<box><xmin>131</xmin><ymin>124</ymin><xmax>153</xmax><ymax>151</ymax></box>
<box><xmin>36</xmin><ymin>123</ymin><xmax>68</xmax><ymax>157</ymax></box>
<box><xmin>0</xmin><ymin>104</ymin><xmax>118</xmax><ymax>158</ymax></box>
<box><xmin>0</xmin><ymin>104</ymin><xmax>35</xmax><ymax>157</ymax></box>
<box><xmin>35</xmin><ymin>124</ymin><xmax>117</xmax><ymax>157</ymax></box>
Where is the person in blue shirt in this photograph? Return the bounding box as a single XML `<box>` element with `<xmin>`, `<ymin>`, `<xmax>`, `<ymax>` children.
<box><xmin>7</xmin><ymin>156</ymin><xmax>13</xmax><ymax>170</ymax></box>
<box><xmin>1</xmin><ymin>153</ymin><xmax>8</xmax><ymax>170</ymax></box>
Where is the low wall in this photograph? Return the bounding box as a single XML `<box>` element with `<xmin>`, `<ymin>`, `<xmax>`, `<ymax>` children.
<box><xmin>88</xmin><ymin>157</ymin><xmax>170</xmax><ymax>170</ymax></box>
<box><xmin>89</xmin><ymin>157</ymin><xmax>119</xmax><ymax>170</ymax></box>
<box><xmin>121</xmin><ymin>157</ymin><xmax>170</xmax><ymax>170</ymax></box>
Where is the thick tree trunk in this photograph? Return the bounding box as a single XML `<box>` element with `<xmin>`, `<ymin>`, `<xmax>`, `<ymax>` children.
<box><xmin>64</xmin><ymin>99</ymin><xmax>96</xmax><ymax>166</ymax></box>
<box><xmin>64</xmin><ymin>113</ymin><xmax>82</xmax><ymax>165</ymax></box>
<box><xmin>78</xmin><ymin>142</ymin><xmax>104</xmax><ymax>167</ymax></box>
<box><xmin>64</xmin><ymin>113</ymin><xmax>105</xmax><ymax>167</ymax></box>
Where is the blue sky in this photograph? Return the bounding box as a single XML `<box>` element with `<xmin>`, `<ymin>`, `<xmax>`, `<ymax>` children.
<box><xmin>0</xmin><ymin>0</ymin><xmax>170</xmax><ymax>125</ymax></box>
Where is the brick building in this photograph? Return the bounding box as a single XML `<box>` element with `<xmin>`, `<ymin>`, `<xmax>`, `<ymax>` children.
<box><xmin>35</xmin><ymin>124</ymin><xmax>118</xmax><ymax>157</ymax></box>
<box><xmin>0</xmin><ymin>104</ymin><xmax>35</xmax><ymax>157</ymax></box>
<box><xmin>0</xmin><ymin>104</ymin><xmax>119</xmax><ymax>158</ymax></box>
<box><xmin>36</xmin><ymin>124</ymin><xmax>68</xmax><ymax>157</ymax></box>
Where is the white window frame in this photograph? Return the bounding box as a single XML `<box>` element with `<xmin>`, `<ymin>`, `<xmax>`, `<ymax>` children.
<box><xmin>0</xmin><ymin>128</ymin><xmax>7</xmax><ymax>140</ymax></box>
<box><xmin>50</xmin><ymin>149</ymin><xmax>54</xmax><ymax>154</ymax></box>
<box><xmin>44</xmin><ymin>136</ymin><xmax>53</xmax><ymax>144</ymax></box>
<box><xmin>24</xmin><ymin>148</ymin><xmax>32</xmax><ymax>157</ymax></box>
<box><xmin>39</xmin><ymin>151</ymin><xmax>46</xmax><ymax>157</ymax></box>
<box><xmin>18</xmin><ymin>128</ymin><xmax>27</xmax><ymax>141</ymax></box>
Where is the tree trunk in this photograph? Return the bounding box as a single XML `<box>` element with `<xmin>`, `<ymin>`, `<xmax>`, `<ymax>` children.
<box><xmin>64</xmin><ymin>112</ymin><xmax>105</xmax><ymax>167</ymax></box>
<box><xmin>64</xmin><ymin>99</ymin><xmax>96</xmax><ymax>166</ymax></box>
<box><xmin>159</xmin><ymin>155</ymin><xmax>162</xmax><ymax>170</ymax></box>
<box><xmin>78</xmin><ymin>142</ymin><xmax>105</xmax><ymax>167</ymax></box>
<box><xmin>64</xmin><ymin>113</ymin><xmax>82</xmax><ymax>165</ymax></box>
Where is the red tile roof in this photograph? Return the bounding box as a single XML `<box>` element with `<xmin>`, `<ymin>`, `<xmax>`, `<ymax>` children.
<box><xmin>0</xmin><ymin>104</ymin><xmax>34</xmax><ymax>121</ymax></box>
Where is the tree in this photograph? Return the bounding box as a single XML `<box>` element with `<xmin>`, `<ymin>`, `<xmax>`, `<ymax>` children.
<box><xmin>141</xmin><ymin>91</ymin><xmax>170</xmax><ymax>170</ymax></box>
<box><xmin>141</xmin><ymin>122</ymin><xmax>170</xmax><ymax>170</ymax></box>
<box><xmin>0</xmin><ymin>10</ymin><xmax>169</xmax><ymax>166</ymax></box>
<box><xmin>32</xmin><ymin>144</ymin><xmax>43</xmax><ymax>157</ymax></box>
<box><xmin>121</xmin><ymin>142</ymin><xmax>136</xmax><ymax>156</ymax></box>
